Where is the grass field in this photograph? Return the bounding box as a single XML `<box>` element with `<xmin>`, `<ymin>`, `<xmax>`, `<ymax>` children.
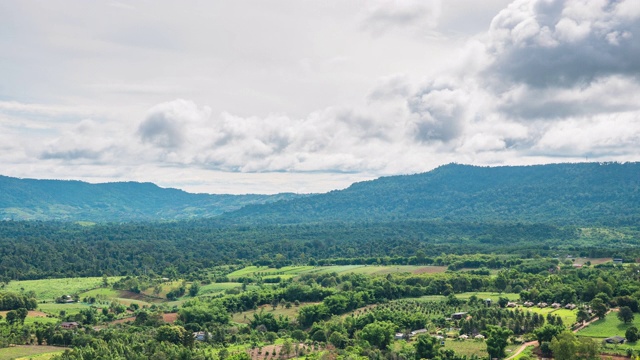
<box><xmin>226</xmin><ymin>265</ymin><xmax>448</xmax><ymax>281</ymax></box>
<box><xmin>519</xmin><ymin>307</ymin><xmax>577</xmax><ymax>327</ymax></box>
<box><xmin>4</xmin><ymin>277</ymin><xmax>121</xmax><ymax>301</ymax></box>
<box><xmin>0</xmin><ymin>311</ymin><xmax>58</xmax><ymax>325</ymax></box>
<box><xmin>571</xmin><ymin>257</ymin><xmax>612</xmax><ymax>266</ymax></box>
<box><xmin>38</xmin><ymin>302</ymin><xmax>93</xmax><ymax>316</ymax></box>
<box><xmin>577</xmin><ymin>313</ymin><xmax>640</xmax><ymax>338</ymax></box>
<box><xmin>440</xmin><ymin>340</ymin><xmax>519</xmax><ymax>358</ymax></box>
<box><xmin>0</xmin><ymin>346</ymin><xmax>64</xmax><ymax>360</ymax></box>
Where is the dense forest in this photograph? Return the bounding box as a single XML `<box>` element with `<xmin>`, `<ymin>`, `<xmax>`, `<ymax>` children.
<box><xmin>0</xmin><ymin>219</ymin><xmax>638</xmax><ymax>281</ymax></box>
<box><xmin>0</xmin><ymin>175</ymin><xmax>300</xmax><ymax>221</ymax></box>
<box><xmin>220</xmin><ymin>162</ymin><xmax>640</xmax><ymax>225</ymax></box>
<box><xmin>1</xmin><ymin>162</ymin><xmax>639</xmax><ymax>224</ymax></box>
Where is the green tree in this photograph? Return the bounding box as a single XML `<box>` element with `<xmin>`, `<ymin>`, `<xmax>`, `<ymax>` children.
<box><xmin>550</xmin><ymin>331</ymin><xmax>578</xmax><ymax>360</ymax></box>
<box><xmin>359</xmin><ymin>321</ymin><xmax>395</xmax><ymax>350</ymax></box>
<box><xmin>328</xmin><ymin>332</ymin><xmax>348</xmax><ymax>349</ymax></box>
<box><xmin>498</xmin><ymin>296</ymin><xmax>509</xmax><ymax>308</ymax></box>
<box><xmin>590</xmin><ymin>298</ymin><xmax>608</xmax><ymax>319</ymax></box>
<box><xmin>484</xmin><ymin>325</ymin><xmax>512</xmax><ymax>359</ymax></box>
<box><xmin>534</xmin><ymin>324</ymin><xmax>563</xmax><ymax>344</ymax></box>
<box><xmin>189</xmin><ymin>282</ymin><xmax>200</xmax><ymax>297</ymax></box>
<box><xmin>281</xmin><ymin>338</ymin><xmax>294</xmax><ymax>357</ymax></box>
<box><xmin>618</xmin><ymin>306</ymin><xmax>634</xmax><ymax>324</ymax></box>
<box><xmin>414</xmin><ymin>334</ymin><xmax>441</xmax><ymax>360</ymax></box>
<box><xmin>576</xmin><ymin>308</ymin><xmax>590</xmax><ymax>323</ymax></box>
<box><xmin>626</xmin><ymin>326</ymin><xmax>639</xmax><ymax>343</ymax></box>
<box><xmin>155</xmin><ymin>325</ymin><xmax>193</xmax><ymax>347</ymax></box>
<box><xmin>5</xmin><ymin>310</ymin><xmax>18</xmax><ymax>325</ymax></box>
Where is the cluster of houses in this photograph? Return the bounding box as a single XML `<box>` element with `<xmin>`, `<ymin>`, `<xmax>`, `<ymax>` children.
<box><xmin>522</xmin><ymin>301</ymin><xmax>577</xmax><ymax>309</ymax></box>
<box><xmin>394</xmin><ymin>329</ymin><xmax>485</xmax><ymax>342</ymax></box>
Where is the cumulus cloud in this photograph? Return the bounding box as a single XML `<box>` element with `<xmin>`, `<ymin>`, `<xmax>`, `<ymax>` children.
<box><xmin>138</xmin><ymin>99</ymin><xmax>211</xmax><ymax>149</ymax></box>
<box><xmin>485</xmin><ymin>0</ymin><xmax>640</xmax><ymax>88</ymax></box>
<box><xmin>129</xmin><ymin>0</ymin><xmax>640</xmax><ymax>176</ymax></box>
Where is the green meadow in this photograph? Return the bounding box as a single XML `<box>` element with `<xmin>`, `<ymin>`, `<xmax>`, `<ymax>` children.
<box><xmin>4</xmin><ymin>277</ymin><xmax>121</xmax><ymax>301</ymax></box>
<box><xmin>0</xmin><ymin>346</ymin><xmax>64</xmax><ymax>360</ymax></box>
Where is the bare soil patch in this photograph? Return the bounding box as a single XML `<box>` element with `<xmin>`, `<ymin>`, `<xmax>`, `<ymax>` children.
<box><xmin>162</xmin><ymin>313</ymin><xmax>178</xmax><ymax>323</ymax></box>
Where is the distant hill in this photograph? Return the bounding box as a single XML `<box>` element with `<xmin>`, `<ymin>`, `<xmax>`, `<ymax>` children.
<box><xmin>0</xmin><ymin>176</ymin><xmax>301</xmax><ymax>222</ymax></box>
<box><xmin>219</xmin><ymin>162</ymin><xmax>640</xmax><ymax>225</ymax></box>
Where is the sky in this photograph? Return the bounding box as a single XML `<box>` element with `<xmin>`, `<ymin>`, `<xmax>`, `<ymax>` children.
<box><xmin>1</xmin><ymin>0</ymin><xmax>639</xmax><ymax>194</ymax></box>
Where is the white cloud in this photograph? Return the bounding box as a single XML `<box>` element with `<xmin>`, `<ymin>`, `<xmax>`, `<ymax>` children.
<box><xmin>0</xmin><ymin>0</ymin><xmax>639</xmax><ymax>194</ymax></box>
<box><xmin>360</xmin><ymin>0</ymin><xmax>442</xmax><ymax>36</ymax></box>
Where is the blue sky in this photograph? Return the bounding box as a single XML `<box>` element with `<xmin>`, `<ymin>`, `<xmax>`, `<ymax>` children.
<box><xmin>1</xmin><ymin>0</ymin><xmax>639</xmax><ymax>194</ymax></box>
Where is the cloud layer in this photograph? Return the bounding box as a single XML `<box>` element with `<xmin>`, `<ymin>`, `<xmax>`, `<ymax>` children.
<box><xmin>1</xmin><ymin>0</ymin><xmax>639</xmax><ymax>193</ymax></box>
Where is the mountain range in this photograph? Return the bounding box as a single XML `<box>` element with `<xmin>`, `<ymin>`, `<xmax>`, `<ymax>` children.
<box><xmin>1</xmin><ymin>162</ymin><xmax>639</xmax><ymax>224</ymax></box>
<box><xmin>0</xmin><ymin>176</ymin><xmax>300</xmax><ymax>221</ymax></box>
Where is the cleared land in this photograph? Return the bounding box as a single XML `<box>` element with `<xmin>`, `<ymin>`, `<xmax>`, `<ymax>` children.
<box><xmin>227</xmin><ymin>265</ymin><xmax>447</xmax><ymax>280</ymax></box>
<box><xmin>577</xmin><ymin>313</ymin><xmax>640</xmax><ymax>338</ymax></box>
<box><xmin>0</xmin><ymin>346</ymin><xmax>64</xmax><ymax>360</ymax></box>
<box><xmin>4</xmin><ymin>277</ymin><xmax>121</xmax><ymax>301</ymax></box>
<box><xmin>0</xmin><ymin>310</ymin><xmax>57</xmax><ymax>325</ymax></box>
<box><xmin>231</xmin><ymin>303</ymin><xmax>319</xmax><ymax>325</ymax></box>
<box><xmin>435</xmin><ymin>340</ymin><xmax>519</xmax><ymax>358</ymax></box>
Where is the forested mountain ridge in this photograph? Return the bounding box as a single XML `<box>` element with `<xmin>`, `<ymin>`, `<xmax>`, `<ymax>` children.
<box><xmin>2</xmin><ymin>162</ymin><xmax>638</xmax><ymax>223</ymax></box>
<box><xmin>219</xmin><ymin>162</ymin><xmax>640</xmax><ymax>225</ymax></box>
<box><xmin>0</xmin><ymin>176</ymin><xmax>300</xmax><ymax>221</ymax></box>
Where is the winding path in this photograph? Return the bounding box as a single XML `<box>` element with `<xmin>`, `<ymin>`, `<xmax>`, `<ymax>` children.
<box><xmin>506</xmin><ymin>308</ymin><xmax>618</xmax><ymax>359</ymax></box>
<box><xmin>505</xmin><ymin>341</ymin><xmax>537</xmax><ymax>360</ymax></box>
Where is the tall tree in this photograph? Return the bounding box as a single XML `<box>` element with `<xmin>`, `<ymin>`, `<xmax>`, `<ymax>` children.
<box><xmin>484</xmin><ymin>325</ymin><xmax>512</xmax><ymax>359</ymax></box>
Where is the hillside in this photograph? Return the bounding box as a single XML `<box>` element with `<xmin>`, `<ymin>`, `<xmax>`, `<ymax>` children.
<box><xmin>0</xmin><ymin>176</ymin><xmax>300</xmax><ymax>222</ymax></box>
<box><xmin>219</xmin><ymin>162</ymin><xmax>640</xmax><ymax>225</ymax></box>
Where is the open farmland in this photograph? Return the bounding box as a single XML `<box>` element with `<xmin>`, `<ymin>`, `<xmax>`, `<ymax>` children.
<box><xmin>226</xmin><ymin>265</ymin><xmax>448</xmax><ymax>280</ymax></box>
<box><xmin>3</xmin><ymin>277</ymin><xmax>121</xmax><ymax>302</ymax></box>
<box><xmin>0</xmin><ymin>346</ymin><xmax>64</xmax><ymax>360</ymax></box>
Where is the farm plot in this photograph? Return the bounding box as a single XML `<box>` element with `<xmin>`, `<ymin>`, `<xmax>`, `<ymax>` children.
<box><xmin>4</xmin><ymin>277</ymin><xmax>121</xmax><ymax>301</ymax></box>
<box><xmin>577</xmin><ymin>314</ymin><xmax>640</xmax><ymax>338</ymax></box>
<box><xmin>0</xmin><ymin>345</ymin><xmax>64</xmax><ymax>360</ymax></box>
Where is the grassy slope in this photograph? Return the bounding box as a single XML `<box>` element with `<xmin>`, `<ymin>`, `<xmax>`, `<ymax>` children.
<box><xmin>4</xmin><ymin>277</ymin><xmax>121</xmax><ymax>301</ymax></box>
<box><xmin>0</xmin><ymin>346</ymin><xmax>64</xmax><ymax>360</ymax></box>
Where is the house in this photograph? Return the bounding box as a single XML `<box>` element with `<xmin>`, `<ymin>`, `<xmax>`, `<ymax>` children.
<box><xmin>395</xmin><ymin>333</ymin><xmax>405</xmax><ymax>340</ymax></box>
<box><xmin>613</xmin><ymin>259</ymin><xmax>623</xmax><ymax>264</ymax></box>
<box><xmin>459</xmin><ymin>334</ymin><xmax>469</xmax><ymax>340</ymax></box>
<box><xmin>523</xmin><ymin>301</ymin><xmax>534</xmax><ymax>307</ymax></box>
<box><xmin>573</xmin><ymin>264</ymin><xmax>583</xmax><ymax>268</ymax></box>
<box><xmin>193</xmin><ymin>331</ymin><xmax>212</xmax><ymax>341</ymax></box>
<box><xmin>565</xmin><ymin>303</ymin><xmax>577</xmax><ymax>310</ymax></box>
<box><xmin>537</xmin><ymin>302</ymin><xmax>548</xmax><ymax>308</ymax></box>
<box><xmin>604</xmin><ymin>336</ymin><xmax>625</xmax><ymax>344</ymax></box>
<box><xmin>56</xmin><ymin>295</ymin><xmax>75</xmax><ymax>304</ymax></box>
<box><xmin>474</xmin><ymin>334</ymin><xmax>485</xmax><ymax>340</ymax></box>
<box><xmin>484</xmin><ymin>299</ymin><xmax>492</xmax><ymax>307</ymax></box>
<box><xmin>410</xmin><ymin>329</ymin><xmax>428</xmax><ymax>337</ymax></box>
<box><xmin>551</xmin><ymin>302</ymin><xmax>562</xmax><ymax>309</ymax></box>
<box><xmin>452</xmin><ymin>312</ymin><xmax>467</xmax><ymax>320</ymax></box>
<box><xmin>506</xmin><ymin>302</ymin><xmax>517</xmax><ymax>308</ymax></box>
<box><xmin>60</xmin><ymin>322</ymin><xmax>79</xmax><ymax>329</ymax></box>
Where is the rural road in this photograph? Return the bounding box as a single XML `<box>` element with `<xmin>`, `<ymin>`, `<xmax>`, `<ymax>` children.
<box><xmin>506</xmin><ymin>341</ymin><xmax>537</xmax><ymax>360</ymax></box>
<box><xmin>506</xmin><ymin>308</ymin><xmax>619</xmax><ymax>359</ymax></box>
